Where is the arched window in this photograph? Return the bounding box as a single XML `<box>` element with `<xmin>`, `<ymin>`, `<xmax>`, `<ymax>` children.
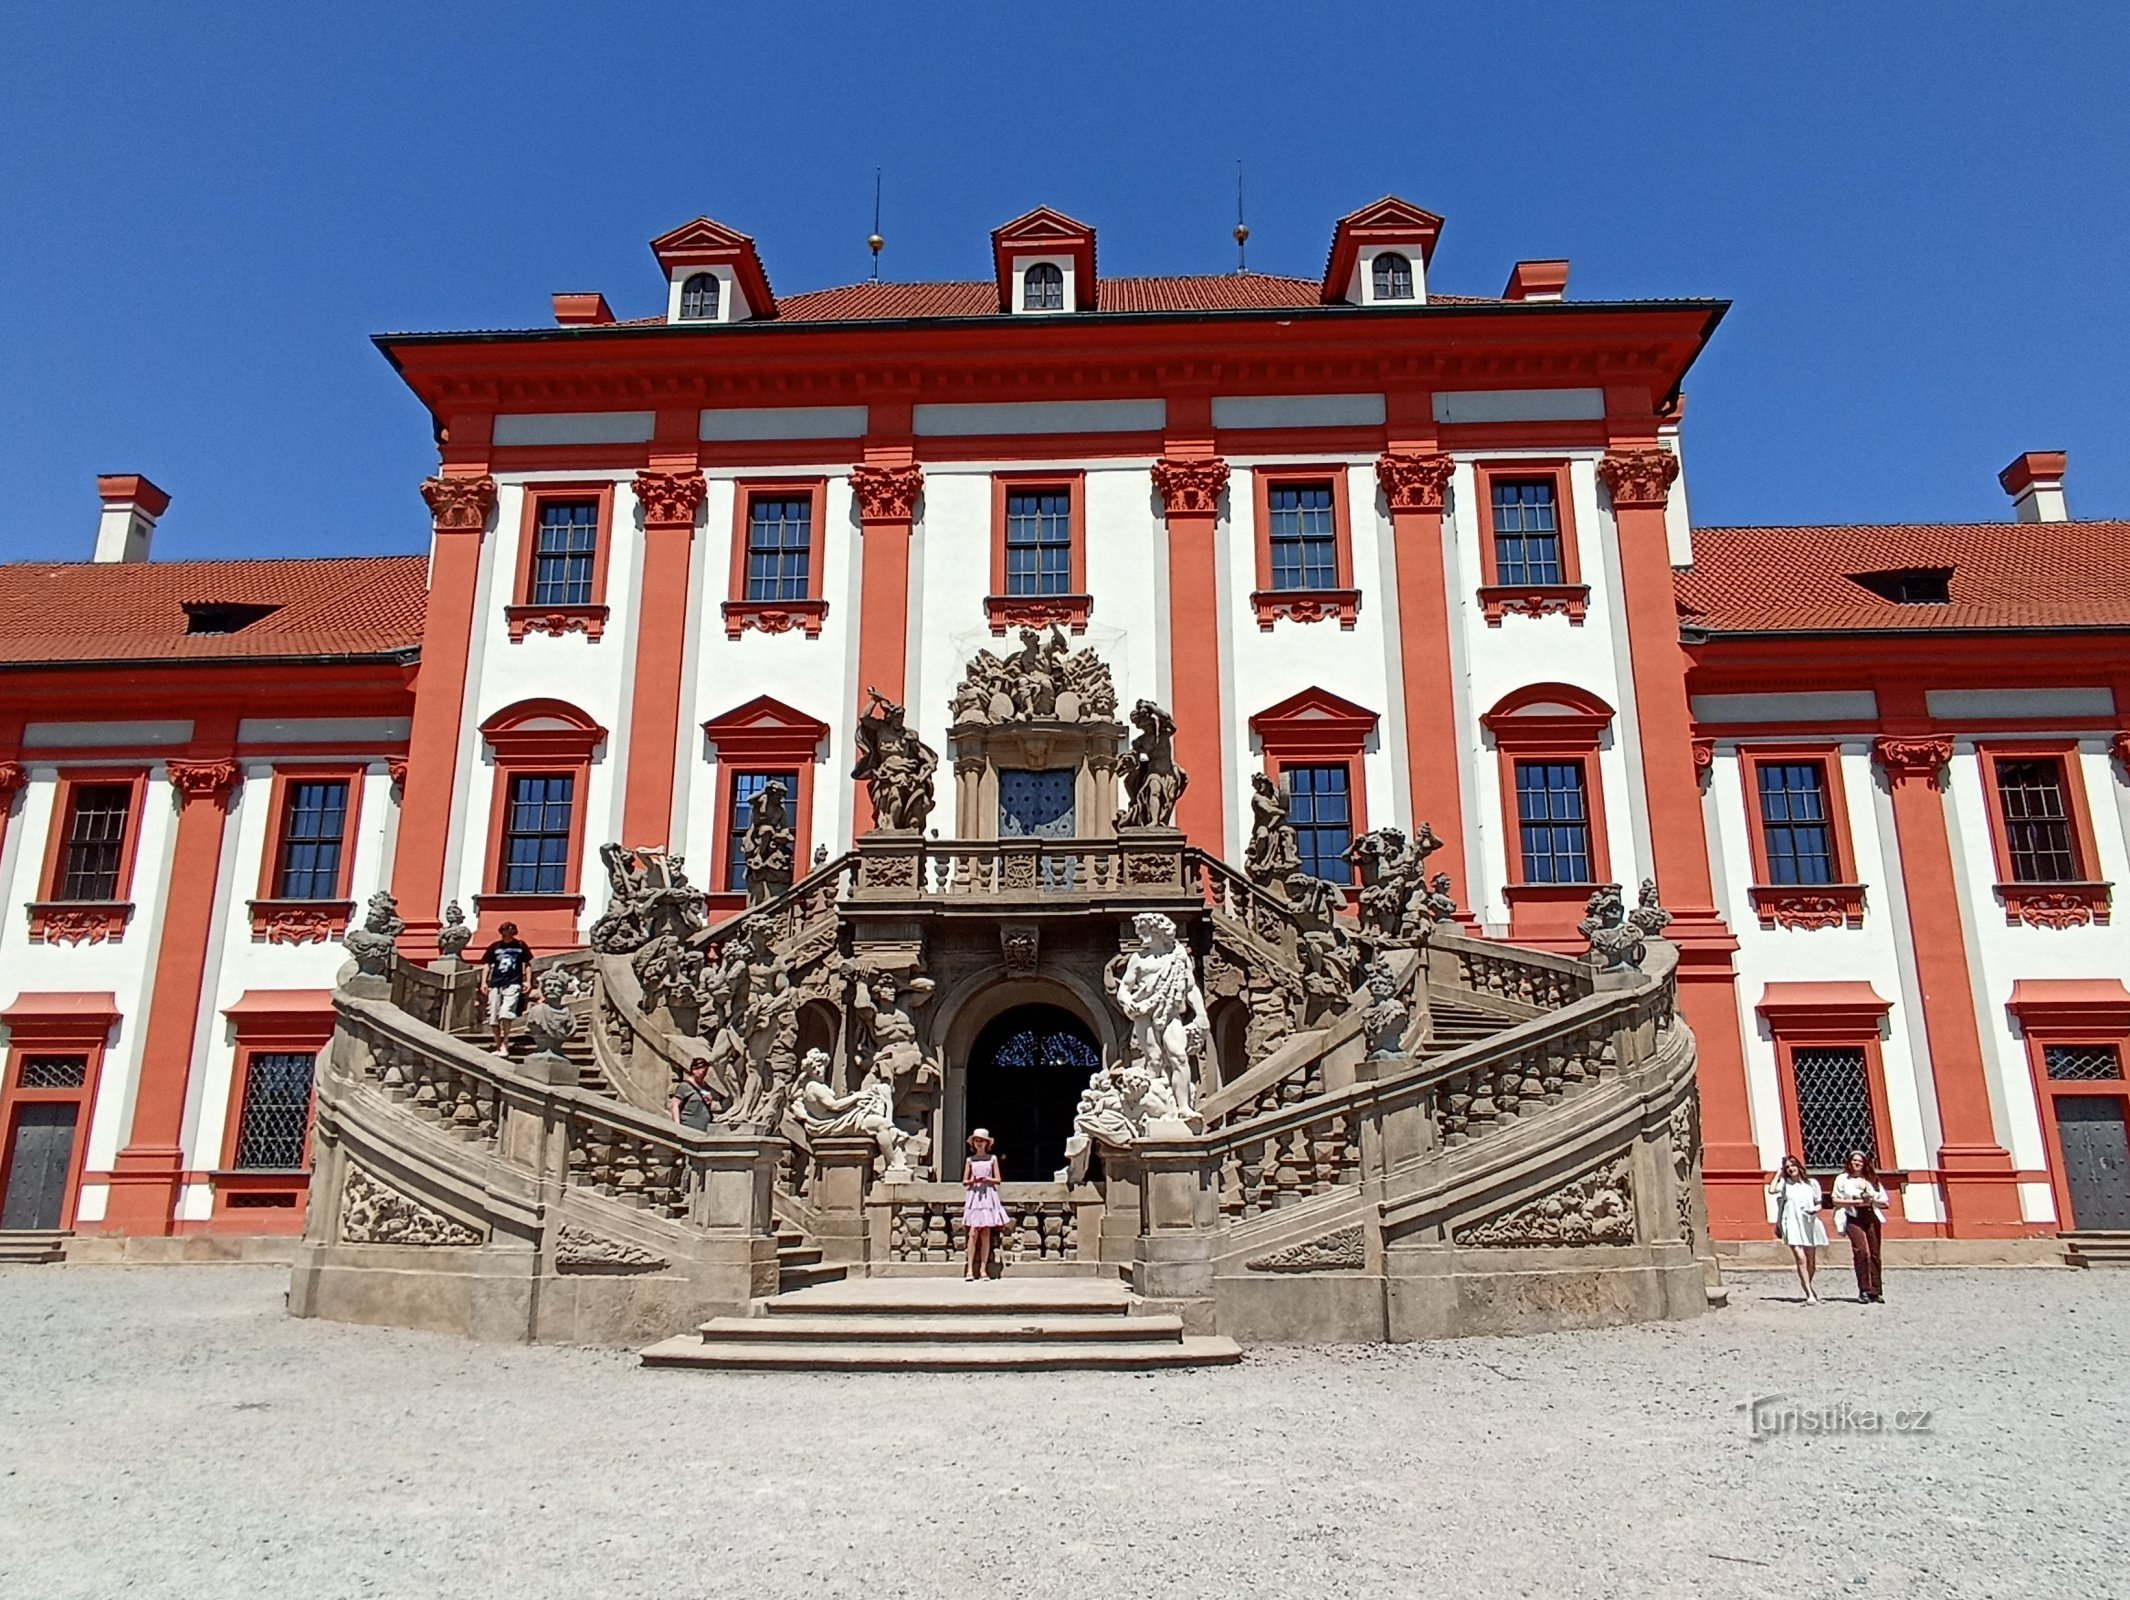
<box><xmin>679</xmin><ymin>272</ymin><xmax>720</xmax><ymax>321</ymax></box>
<box><xmin>1371</xmin><ymin>252</ymin><xmax>1414</xmax><ymax>301</ymax></box>
<box><xmin>1023</xmin><ymin>262</ymin><xmax>1064</xmax><ymax>311</ymax></box>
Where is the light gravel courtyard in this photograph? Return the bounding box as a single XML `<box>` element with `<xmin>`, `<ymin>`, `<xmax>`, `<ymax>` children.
<box><xmin>1</xmin><ymin>1264</ymin><xmax>2123</xmax><ymax>1600</ymax></box>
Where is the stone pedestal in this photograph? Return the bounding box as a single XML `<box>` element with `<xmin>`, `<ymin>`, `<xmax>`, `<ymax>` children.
<box><xmin>852</xmin><ymin>832</ymin><xmax>927</xmax><ymax>897</ymax></box>
<box><xmin>809</xmin><ymin>1135</ymin><xmax>879</xmax><ymax>1264</ymax></box>
<box><xmin>1132</xmin><ymin>1131</ymin><xmax>1222</xmax><ymax>1324</ymax></box>
<box><xmin>1112</xmin><ymin>826</ymin><xmax>1188</xmax><ymax>891</ymax></box>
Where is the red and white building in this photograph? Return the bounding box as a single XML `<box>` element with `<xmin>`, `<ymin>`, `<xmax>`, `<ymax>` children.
<box><xmin>4</xmin><ymin>199</ymin><xmax>2126</xmax><ymax>1251</ymax></box>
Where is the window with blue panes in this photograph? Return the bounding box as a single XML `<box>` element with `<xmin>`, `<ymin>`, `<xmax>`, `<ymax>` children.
<box><xmin>1490</xmin><ymin>480</ymin><xmax>1562</xmax><ymax>586</ymax></box>
<box><xmin>274</xmin><ymin>779</ymin><xmax>350</xmax><ymax>899</ymax></box>
<box><xmin>1267</xmin><ymin>483</ymin><xmax>1338</xmax><ymax>592</ymax></box>
<box><xmin>502</xmin><ymin>774</ymin><xmax>574</xmax><ymax>894</ymax></box>
<box><xmin>1757</xmin><ymin>763</ymin><xmax>1835</xmax><ymax>885</ymax></box>
<box><xmin>726</xmin><ymin>769</ymin><xmax>799</xmax><ymax>893</ymax></box>
<box><xmin>745</xmin><ymin>495</ymin><xmax>813</xmax><ymax>602</ymax></box>
<box><xmin>1515</xmin><ymin>761</ymin><xmax>1592</xmax><ymax>883</ymax></box>
<box><xmin>1004</xmin><ymin>489</ymin><xmax>1073</xmax><ymax>596</ymax></box>
<box><xmin>531</xmin><ymin>500</ymin><xmax>599</xmax><ymax>606</ymax></box>
<box><xmin>1286</xmin><ymin>765</ymin><xmax>1353</xmax><ymax>885</ymax></box>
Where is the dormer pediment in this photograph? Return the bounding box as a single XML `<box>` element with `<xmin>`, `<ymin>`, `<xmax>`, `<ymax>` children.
<box><xmin>991</xmin><ymin>206</ymin><xmax>1097</xmax><ymax>313</ymax></box>
<box><xmin>649</xmin><ymin>216</ymin><xmax>777</xmax><ymax>324</ymax></box>
<box><xmin>1323</xmin><ymin>195</ymin><xmax>1444</xmax><ymax>308</ymax></box>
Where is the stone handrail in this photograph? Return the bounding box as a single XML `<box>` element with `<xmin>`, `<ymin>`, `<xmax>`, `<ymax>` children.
<box><xmin>1429</xmin><ymin>929</ymin><xmax>1595</xmax><ymax>1011</ymax></box>
<box><xmin>693</xmin><ymin>851</ymin><xmax>859</xmax><ymax>949</ymax></box>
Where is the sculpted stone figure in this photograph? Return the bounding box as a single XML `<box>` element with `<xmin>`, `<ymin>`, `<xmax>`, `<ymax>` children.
<box><xmin>853</xmin><ymin>969</ymin><xmax>939</xmax><ymax>1091</ymax></box>
<box><xmin>948</xmin><ymin>626</ymin><xmax>1118</xmax><ymax>727</ymax></box>
<box><xmin>853</xmin><ymin>689</ymin><xmax>938</xmax><ymax>832</ymax></box>
<box><xmin>1060</xmin><ymin>1063</ymin><xmax>1163</xmax><ymax>1183</ymax></box>
<box><xmin>702</xmin><ymin>916</ymin><xmax>804</xmax><ymax>1131</ymax></box>
<box><xmin>435</xmin><ymin>899</ymin><xmax>472</xmax><ymax>962</ymax></box>
<box><xmin>1347</xmin><ymin>823</ymin><xmax>1445</xmax><ymax>941</ymax></box>
<box><xmin>588</xmin><ymin>843</ymin><xmax>706</xmax><ymax>958</ymax></box>
<box><xmin>792</xmin><ymin>1048</ymin><xmax>912</xmax><ymax>1173</ymax></box>
<box><xmin>1116</xmin><ymin>700</ymin><xmax>1188</xmax><ymax>830</ymax></box>
<box><xmin>1243</xmin><ymin>771</ymin><xmax>1301</xmax><ymax>888</ymax></box>
<box><xmin>1579</xmin><ymin>885</ymin><xmax>1646</xmax><ymax>973</ymax></box>
<box><xmin>521</xmin><ymin>969</ymin><xmax>579</xmax><ymax>1060</ymax></box>
<box><xmin>1360</xmin><ymin>957</ymin><xmax>1410</xmax><ymax>1059</ymax></box>
<box><xmin>1421</xmin><ymin>870</ymin><xmax>1460</xmax><ymax>926</ymax></box>
<box><xmin>1108</xmin><ymin>912</ymin><xmax>1210</xmax><ymax>1126</ymax></box>
<box><xmin>342</xmin><ymin>890</ymin><xmax>404</xmax><ymax>981</ymax></box>
<box><xmin>1630</xmin><ymin>878</ymin><xmax>1673</xmax><ymax>940</ymax></box>
<box><xmin>741</xmin><ymin>777</ymin><xmax>796</xmax><ymax>905</ymax></box>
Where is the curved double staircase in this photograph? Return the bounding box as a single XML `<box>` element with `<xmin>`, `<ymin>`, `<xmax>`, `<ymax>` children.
<box><xmin>292</xmin><ymin>844</ymin><xmax>1715</xmax><ymax>1366</ymax></box>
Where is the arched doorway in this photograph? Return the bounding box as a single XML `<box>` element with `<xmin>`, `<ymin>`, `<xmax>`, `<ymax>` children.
<box><xmin>963</xmin><ymin>1006</ymin><xmax>1100</xmax><ymax>1181</ymax></box>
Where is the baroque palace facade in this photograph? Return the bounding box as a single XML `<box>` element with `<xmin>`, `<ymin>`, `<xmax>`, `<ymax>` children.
<box><xmin>4</xmin><ymin>197</ymin><xmax>2128</xmax><ymax>1268</ymax></box>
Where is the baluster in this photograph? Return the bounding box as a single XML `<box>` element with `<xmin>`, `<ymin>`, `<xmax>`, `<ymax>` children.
<box><xmin>1559</xmin><ymin>1036</ymin><xmax>1588</xmax><ymax>1092</ymax></box>
<box><xmin>1466</xmin><ymin>1066</ymin><xmax>1499</xmax><ymax>1139</ymax></box>
<box><xmin>1441</xmin><ymin>1071</ymin><xmax>1472</xmax><ymax>1144</ymax></box>
<box><xmin>1540</xmin><ymin>1045</ymin><xmax>1565</xmax><ymax>1102</ymax></box>
<box><xmin>614</xmin><ymin>1134</ymin><xmax>647</xmax><ymax>1204</ymax></box>
<box><xmin>1218</xmin><ymin>1150</ymin><xmax>1243</xmax><ymax>1216</ymax></box>
<box><xmin>1238</xmin><ymin>1141</ymin><xmax>1265</xmax><ymax>1217</ymax></box>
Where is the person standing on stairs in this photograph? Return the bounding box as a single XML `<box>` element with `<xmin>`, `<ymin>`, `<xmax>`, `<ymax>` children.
<box><xmin>480</xmin><ymin>920</ymin><xmax>534</xmax><ymax>1056</ymax></box>
<box><xmin>670</xmin><ymin>1060</ymin><xmax>717</xmax><ymax>1132</ymax></box>
<box><xmin>963</xmin><ymin>1129</ymin><xmax>1009</xmax><ymax>1281</ymax></box>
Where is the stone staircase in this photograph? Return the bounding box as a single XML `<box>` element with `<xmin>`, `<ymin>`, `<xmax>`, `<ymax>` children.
<box><xmin>2062</xmin><ymin>1231</ymin><xmax>2130</xmax><ymax>1269</ymax></box>
<box><xmin>448</xmin><ymin>1011</ymin><xmax>612</xmax><ymax>1096</ymax></box>
<box><xmin>641</xmin><ymin>1276</ymin><xmax>1242</xmax><ymax>1372</ymax></box>
<box><xmin>776</xmin><ymin>1228</ymin><xmax>847</xmax><ymax>1292</ymax></box>
<box><xmin>0</xmin><ymin>1229</ymin><xmax>69</xmax><ymax>1264</ymax></box>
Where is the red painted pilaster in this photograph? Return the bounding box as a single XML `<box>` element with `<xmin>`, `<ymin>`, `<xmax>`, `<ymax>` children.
<box><xmin>849</xmin><ymin>456</ymin><xmax>924</xmax><ymax>833</ymax></box>
<box><xmin>390</xmin><ymin>473</ymin><xmax>496</xmax><ymax>955</ymax></box>
<box><xmin>103</xmin><ymin>754</ymin><xmax>240</xmax><ymax>1233</ymax></box>
<box><xmin>1152</xmin><ymin>453</ymin><xmax>1230</xmax><ymax>851</ymax></box>
<box><xmin>1376</xmin><ymin>449</ymin><xmax>1468</xmax><ymax>894</ymax></box>
<box><xmin>622</xmin><ymin>465</ymin><xmax>707</xmax><ymax>848</ymax></box>
<box><xmin>1598</xmin><ymin>445</ymin><xmax>1759</xmax><ymax>1234</ymax></box>
<box><xmin>1873</xmin><ymin>733</ymin><xmax>2024</xmax><ymax>1234</ymax></box>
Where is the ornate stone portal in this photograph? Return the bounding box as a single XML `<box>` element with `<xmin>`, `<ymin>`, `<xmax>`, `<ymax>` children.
<box><xmin>948</xmin><ymin>627</ymin><xmax>1125</xmax><ymax>840</ymax></box>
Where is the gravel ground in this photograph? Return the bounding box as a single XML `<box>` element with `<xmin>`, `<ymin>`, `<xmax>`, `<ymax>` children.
<box><xmin>1</xmin><ymin>1265</ymin><xmax>2123</xmax><ymax>1600</ymax></box>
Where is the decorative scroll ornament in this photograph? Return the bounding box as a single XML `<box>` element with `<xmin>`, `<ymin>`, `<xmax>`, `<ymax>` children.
<box><xmin>0</xmin><ymin>761</ymin><xmax>28</xmax><ymax>799</ymax></box>
<box><xmin>419</xmin><ymin>474</ymin><xmax>497</xmax><ymax>531</ymax></box>
<box><xmin>1752</xmin><ymin>887</ymin><xmax>1866</xmax><ymax>932</ymax></box>
<box><xmin>1374</xmin><ymin>452</ymin><xmax>1454</xmax><ymax>513</ymax></box>
<box><xmin>1151</xmin><ymin>456</ymin><xmax>1230</xmax><ymax>515</ymax></box>
<box><xmin>1873</xmin><ymin>735</ymin><xmax>1954</xmax><ymax>789</ymax></box>
<box><xmin>1691</xmin><ymin>738</ymin><xmax>1716</xmax><ymax>775</ymax></box>
<box><xmin>1116</xmin><ymin>700</ymin><xmax>1188</xmax><ymax>829</ymax></box>
<box><xmin>849</xmin><ymin>462</ymin><xmax>925</xmax><ymax>523</ymax></box>
<box><xmin>506</xmin><ymin>608</ymin><xmax>606</xmax><ymax>642</ymax></box>
<box><xmin>1999</xmin><ymin>885</ymin><xmax>2110</xmax><ymax>930</ymax></box>
<box><xmin>853</xmin><ymin>690</ymin><xmax>938</xmax><ymax>831</ymax></box>
<box><xmin>1247</xmin><ymin>1224</ymin><xmax>1365</xmax><ymax>1273</ymax></box>
<box><xmin>554</xmin><ymin>1225</ymin><xmax>668</xmax><ymax>1271</ymax></box>
<box><xmin>950</xmin><ymin>627</ymin><xmax>1118</xmax><ymax>726</ymax></box>
<box><xmin>257</xmin><ymin>904</ymin><xmax>343</xmax><ymax>945</ymax></box>
<box><xmin>340</xmin><ymin>1163</ymin><xmax>482</xmax><ymax>1246</ymax></box>
<box><xmin>387</xmin><ymin>758</ymin><xmax>409</xmax><ymax>791</ymax></box>
<box><xmin>168</xmin><ymin>759</ymin><xmax>241</xmax><ymax>807</ymax></box>
<box><xmin>1596</xmin><ymin>449</ymin><xmax>1680</xmax><ymax>509</ymax></box>
<box><xmin>1453</xmin><ymin>1156</ymin><xmax>1636</xmax><ymax>1247</ymax></box>
<box><xmin>28</xmin><ymin>903</ymin><xmax>130</xmax><ymax>945</ymax></box>
<box><xmin>632</xmin><ymin>469</ymin><xmax>707</xmax><ymax>526</ymax></box>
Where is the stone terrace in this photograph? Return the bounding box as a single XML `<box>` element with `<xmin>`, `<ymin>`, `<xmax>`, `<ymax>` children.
<box><xmin>0</xmin><ymin>1265</ymin><xmax>2121</xmax><ymax>1600</ymax></box>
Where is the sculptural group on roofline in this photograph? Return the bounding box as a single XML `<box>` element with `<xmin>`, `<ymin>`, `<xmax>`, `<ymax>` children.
<box><xmin>950</xmin><ymin>626</ymin><xmax>1119</xmax><ymax>727</ymax></box>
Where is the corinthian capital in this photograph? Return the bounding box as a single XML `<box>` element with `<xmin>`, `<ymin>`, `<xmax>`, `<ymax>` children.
<box><xmin>1596</xmin><ymin>449</ymin><xmax>1680</xmax><ymax>510</ymax></box>
<box><xmin>1873</xmin><ymin>736</ymin><xmax>1954</xmax><ymax>788</ymax></box>
<box><xmin>1151</xmin><ymin>457</ymin><xmax>1229</xmax><ymax>516</ymax></box>
<box><xmin>1375</xmin><ymin>452</ymin><xmax>1454</xmax><ymax>513</ymax></box>
<box><xmin>420</xmin><ymin>474</ymin><xmax>498</xmax><ymax>532</ymax></box>
<box><xmin>633</xmin><ymin>469</ymin><xmax>707</xmax><ymax>527</ymax></box>
<box><xmin>0</xmin><ymin>761</ymin><xmax>27</xmax><ymax>799</ymax></box>
<box><xmin>849</xmin><ymin>462</ymin><xmax>925</xmax><ymax>524</ymax></box>
<box><xmin>168</xmin><ymin>759</ymin><xmax>242</xmax><ymax>808</ymax></box>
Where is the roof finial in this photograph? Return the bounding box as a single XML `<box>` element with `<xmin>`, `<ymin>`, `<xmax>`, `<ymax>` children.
<box><xmin>868</xmin><ymin>167</ymin><xmax>885</xmax><ymax>283</ymax></box>
<box><xmin>1233</xmin><ymin>160</ymin><xmax>1250</xmax><ymax>274</ymax></box>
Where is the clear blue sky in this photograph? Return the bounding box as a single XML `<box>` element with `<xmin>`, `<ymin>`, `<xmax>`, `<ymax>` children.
<box><xmin>4</xmin><ymin>2</ymin><xmax>2125</xmax><ymax>564</ymax></box>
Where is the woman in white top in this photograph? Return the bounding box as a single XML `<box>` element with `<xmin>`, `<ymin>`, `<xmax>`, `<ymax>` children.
<box><xmin>1831</xmin><ymin>1150</ymin><xmax>1891</xmax><ymax>1304</ymax></box>
<box><xmin>1766</xmin><ymin>1154</ymin><xmax>1829</xmax><ymax>1303</ymax></box>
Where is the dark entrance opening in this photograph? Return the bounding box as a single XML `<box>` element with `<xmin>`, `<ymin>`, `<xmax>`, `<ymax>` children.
<box><xmin>964</xmin><ymin>1005</ymin><xmax>1100</xmax><ymax>1182</ymax></box>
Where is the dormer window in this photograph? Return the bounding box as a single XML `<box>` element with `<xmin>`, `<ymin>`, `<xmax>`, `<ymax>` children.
<box><xmin>679</xmin><ymin>273</ymin><xmax>720</xmax><ymax>322</ymax></box>
<box><xmin>1371</xmin><ymin>252</ymin><xmax>1414</xmax><ymax>301</ymax></box>
<box><xmin>1023</xmin><ymin>262</ymin><xmax>1065</xmax><ymax>312</ymax></box>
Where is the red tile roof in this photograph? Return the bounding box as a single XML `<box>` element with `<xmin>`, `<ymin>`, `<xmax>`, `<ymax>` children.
<box><xmin>0</xmin><ymin>556</ymin><xmax>428</xmax><ymax>665</ymax></box>
<box><xmin>1676</xmin><ymin>521</ymin><xmax>2130</xmax><ymax>633</ymax></box>
<box><xmin>764</xmin><ymin>274</ymin><xmax>1502</xmax><ymax>322</ymax></box>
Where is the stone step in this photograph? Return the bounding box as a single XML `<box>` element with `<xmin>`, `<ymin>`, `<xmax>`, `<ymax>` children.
<box><xmin>776</xmin><ymin>1261</ymin><xmax>849</xmax><ymax>1291</ymax></box>
<box><xmin>0</xmin><ymin>1229</ymin><xmax>69</xmax><ymax>1265</ymax></box>
<box><xmin>698</xmin><ymin>1312</ymin><xmax>1186</xmax><ymax>1344</ymax></box>
<box><xmin>777</xmin><ymin>1243</ymin><xmax>826</xmax><ymax>1269</ymax></box>
<box><xmin>761</xmin><ymin>1279</ymin><xmax>1133</xmax><ymax>1319</ymax></box>
<box><xmin>2063</xmin><ymin>1231</ymin><xmax>2130</xmax><ymax>1268</ymax></box>
<box><xmin>639</xmin><ymin>1335</ymin><xmax>1241</xmax><ymax>1373</ymax></box>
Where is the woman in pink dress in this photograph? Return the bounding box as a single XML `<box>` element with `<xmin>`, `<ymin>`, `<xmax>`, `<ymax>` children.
<box><xmin>962</xmin><ymin>1128</ymin><xmax>1009</xmax><ymax>1281</ymax></box>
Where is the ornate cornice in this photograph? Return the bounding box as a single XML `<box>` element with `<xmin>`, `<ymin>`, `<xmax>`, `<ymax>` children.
<box><xmin>1249</xmin><ymin>588</ymin><xmax>1360</xmax><ymax>632</ymax></box>
<box><xmin>1476</xmin><ymin>584</ymin><xmax>1588</xmax><ymax>627</ymax></box>
<box><xmin>722</xmin><ymin>599</ymin><xmax>830</xmax><ymax>640</ymax></box>
<box><xmin>1872</xmin><ymin>736</ymin><xmax>1954</xmax><ymax>788</ymax></box>
<box><xmin>1375</xmin><ymin>451</ymin><xmax>1454</xmax><ymax>513</ymax></box>
<box><xmin>983</xmin><ymin>593</ymin><xmax>1092</xmax><ymax>636</ymax></box>
<box><xmin>1748</xmin><ymin>882</ymin><xmax>1867</xmax><ymax>932</ymax></box>
<box><xmin>168</xmin><ymin>759</ymin><xmax>241</xmax><ymax>807</ymax></box>
<box><xmin>1152</xmin><ymin>457</ymin><xmax>1230</xmax><ymax>516</ymax></box>
<box><xmin>849</xmin><ymin>462</ymin><xmax>925</xmax><ymax>524</ymax></box>
<box><xmin>1596</xmin><ymin>449</ymin><xmax>1680</xmax><ymax>510</ymax></box>
<box><xmin>504</xmin><ymin>604</ymin><xmax>608</xmax><ymax>643</ymax></box>
<box><xmin>419</xmin><ymin>474</ymin><xmax>497</xmax><ymax>532</ymax></box>
<box><xmin>1996</xmin><ymin>882</ymin><xmax>2111</xmax><ymax>930</ymax></box>
<box><xmin>632</xmin><ymin>469</ymin><xmax>707</xmax><ymax>527</ymax></box>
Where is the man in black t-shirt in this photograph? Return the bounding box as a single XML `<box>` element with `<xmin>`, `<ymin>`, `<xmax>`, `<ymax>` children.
<box><xmin>480</xmin><ymin>921</ymin><xmax>534</xmax><ymax>1055</ymax></box>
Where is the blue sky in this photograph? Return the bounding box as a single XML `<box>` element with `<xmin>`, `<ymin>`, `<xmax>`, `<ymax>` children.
<box><xmin>4</xmin><ymin>2</ymin><xmax>2125</xmax><ymax>564</ymax></box>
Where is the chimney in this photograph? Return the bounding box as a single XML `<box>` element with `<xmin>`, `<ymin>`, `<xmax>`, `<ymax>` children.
<box><xmin>552</xmin><ymin>292</ymin><xmax>616</xmax><ymax>326</ymax></box>
<box><xmin>1998</xmin><ymin>451</ymin><xmax>2068</xmax><ymax>523</ymax></box>
<box><xmin>1503</xmin><ymin>259</ymin><xmax>1570</xmax><ymax>302</ymax></box>
<box><xmin>94</xmin><ymin>474</ymin><xmax>171</xmax><ymax>563</ymax></box>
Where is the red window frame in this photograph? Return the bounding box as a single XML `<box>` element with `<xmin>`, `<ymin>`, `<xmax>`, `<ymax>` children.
<box><xmin>507</xmin><ymin>481</ymin><xmax>616</xmax><ymax>642</ymax></box>
<box><xmin>1737</xmin><ymin>745</ymin><xmax>1867</xmax><ymax>931</ymax></box>
<box><xmin>475</xmin><ymin>698</ymin><xmax>607</xmax><ymax>950</ymax></box>
<box><xmin>247</xmin><ymin>766</ymin><xmax>367</xmax><ymax>944</ymax></box>
<box><xmin>724</xmin><ymin>477</ymin><xmax>830</xmax><ymax>639</ymax></box>
<box><xmin>29</xmin><ymin>768</ymin><xmax>148</xmax><ymax>945</ymax></box>
<box><xmin>211</xmin><ymin>991</ymin><xmax>336</xmax><ymax>1232</ymax></box>
<box><xmin>1481</xmin><ymin>683</ymin><xmax>1614</xmax><ymax>941</ymax></box>
<box><xmin>1471</xmin><ymin>459</ymin><xmax>1588</xmax><ymax>626</ymax></box>
<box><xmin>985</xmin><ymin>470</ymin><xmax>1090</xmax><ymax>634</ymax></box>
<box><xmin>701</xmin><ymin>694</ymin><xmax>828</xmax><ymax>916</ymax></box>
<box><xmin>1249</xmin><ymin>466</ymin><xmax>1359</xmax><ymax>631</ymax></box>
<box><xmin>2006</xmin><ymin>980</ymin><xmax>2130</xmax><ymax>1233</ymax></box>
<box><xmin>1755</xmin><ymin>982</ymin><xmax>1901</xmax><ymax>1195</ymax></box>
<box><xmin>0</xmin><ymin>992</ymin><xmax>118</xmax><ymax>1232</ymax></box>
<box><xmin>1247</xmin><ymin>687</ymin><xmax>1379</xmax><ymax>894</ymax></box>
<box><xmin>1976</xmin><ymin>742</ymin><xmax>2111</xmax><ymax>928</ymax></box>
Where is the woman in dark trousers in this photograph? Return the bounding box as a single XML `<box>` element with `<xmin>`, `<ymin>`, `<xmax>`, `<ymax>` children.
<box><xmin>1832</xmin><ymin>1150</ymin><xmax>1890</xmax><ymax>1303</ymax></box>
